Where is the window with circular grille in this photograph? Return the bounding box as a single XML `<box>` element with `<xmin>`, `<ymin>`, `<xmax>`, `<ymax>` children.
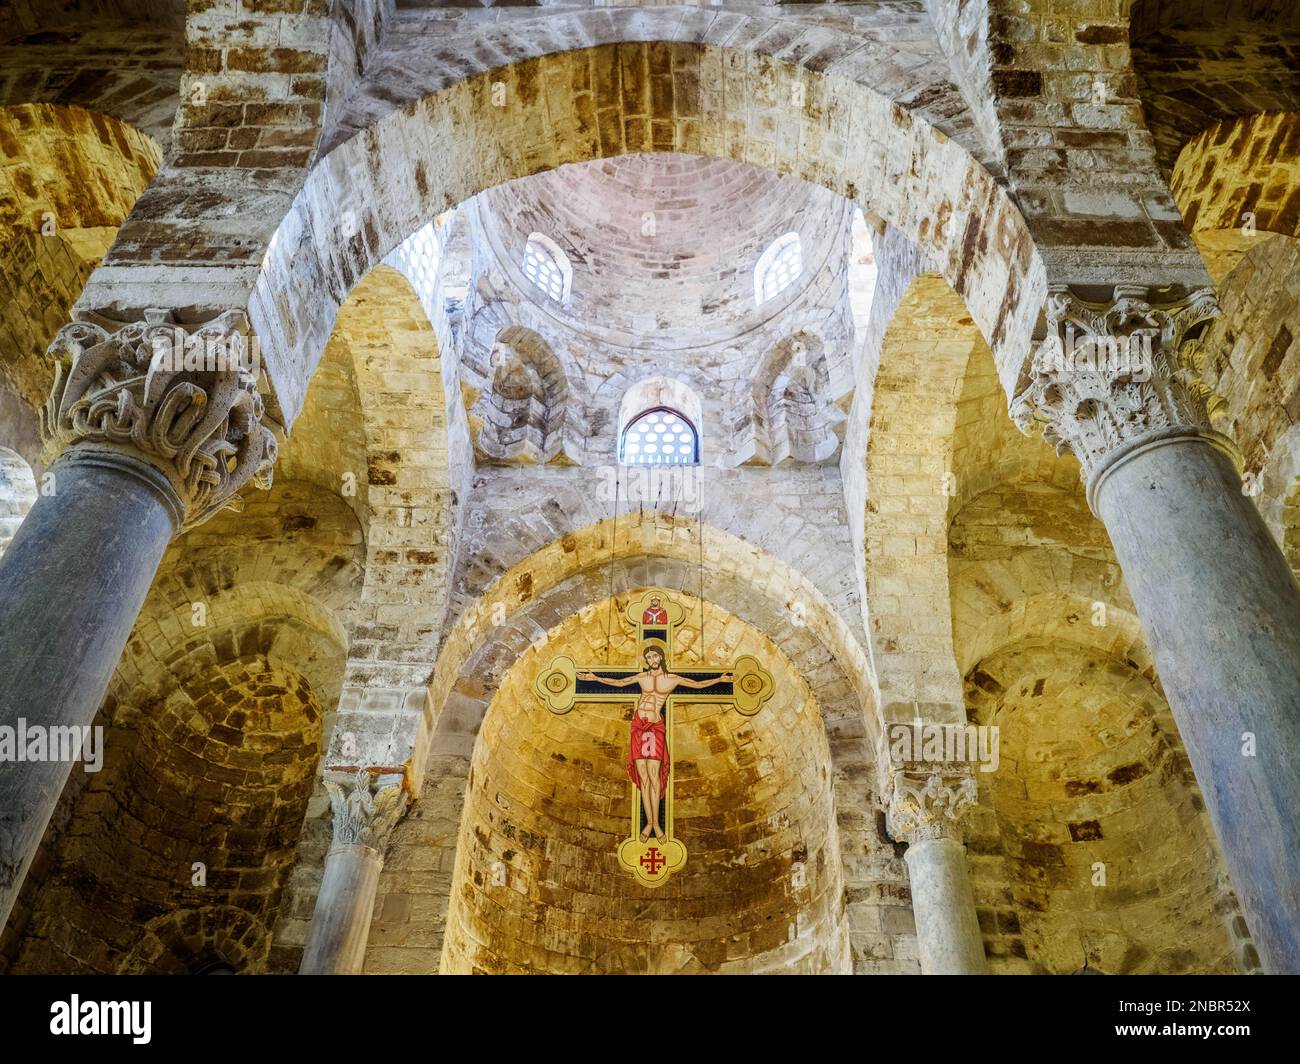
<box><xmin>522</xmin><ymin>232</ymin><xmax>572</xmax><ymax>304</ymax></box>
<box><xmin>754</xmin><ymin>232</ymin><xmax>803</xmax><ymax>305</ymax></box>
<box><xmin>619</xmin><ymin>407</ymin><xmax>700</xmax><ymax>465</ymax></box>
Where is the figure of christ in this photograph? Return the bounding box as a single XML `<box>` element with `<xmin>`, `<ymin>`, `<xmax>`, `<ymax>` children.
<box><xmin>577</xmin><ymin>646</ymin><xmax>733</xmax><ymax>842</ymax></box>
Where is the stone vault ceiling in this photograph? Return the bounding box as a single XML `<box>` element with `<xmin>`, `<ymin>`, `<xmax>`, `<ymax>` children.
<box><xmin>474</xmin><ymin>152</ymin><xmax>855</xmax><ymax>352</ymax></box>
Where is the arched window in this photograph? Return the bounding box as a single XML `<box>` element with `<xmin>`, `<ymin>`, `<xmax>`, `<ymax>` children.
<box><xmin>848</xmin><ymin>208</ymin><xmax>878</xmax><ymax>331</ymax></box>
<box><xmin>754</xmin><ymin>232</ymin><xmax>802</xmax><ymax>305</ymax></box>
<box><xmin>522</xmin><ymin>232</ymin><xmax>572</xmax><ymax>304</ymax></box>
<box><xmin>0</xmin><ymin>446</ymin><xmax>37</xmax><ymax>559</ymax></box>
<box><xmin>400</xmin><ymin>221</ymin><xmax>441</xmax><ymax>301</ymax></box>
<box><xmin>620</xmin><ymin>406</ymin><xmax>699</xmax><ymax>465</ymax></box>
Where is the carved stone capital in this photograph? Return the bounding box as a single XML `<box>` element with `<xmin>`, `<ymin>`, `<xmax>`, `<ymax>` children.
<box><xmin>886</xmin><ymin>771</ymin><xmax>978</xmax><ymax>845</ymax></box>
<box><xmin>39</xmin><ymin>308</ymin><xmax>279</xmax><ymax>531</ymax></box>
<box><xmin>1011</xmin><ymin>285</ymin><xmax>1239</xmax><ymax>506</ymax></box>
<box><xmin>324</xmin><ymin>769</ymin><xmax>408</xmax><ymax>855</ymax></box>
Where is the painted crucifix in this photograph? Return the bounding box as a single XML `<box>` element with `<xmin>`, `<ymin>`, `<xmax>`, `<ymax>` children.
<box><xmin>533</xmin><ymin>589</ymin><xmax>775</xmax><ymax>886</ymax></box>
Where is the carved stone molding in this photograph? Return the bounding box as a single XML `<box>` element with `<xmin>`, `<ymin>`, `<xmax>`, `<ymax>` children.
<box><xmin>324</xmin><ymin>769</ymin><xmax>408</xmax><ymax>855</ymax></box>
<box><xmin>1011</xmin><ymin>285</ymin><xmax>1239</xmax><ymax>500</ymax></box>
<box><xmin>886</xmin><ymin>771</ymin><xmax>979</xmax><ymax>845</ymax></box>
<box><xmin>39</xmin><ymin>308</ymin><xmax>279</xmax><ymax>531</ymax></box>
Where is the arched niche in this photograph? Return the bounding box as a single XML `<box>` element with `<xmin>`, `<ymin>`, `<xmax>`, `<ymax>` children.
<box><xmin>464</xmin><ymin>325</ymin><xmax>579</xmax><ymax>466</ymax></box>
<box><xmin>437</xmin><ymin>594</ymin><xmax>851</xmax><ymax>975</ymax></box>
<box><xmin>738</xmin><ymin>331</ymin><xmax>845</xmax><ymax>467</ymax></box>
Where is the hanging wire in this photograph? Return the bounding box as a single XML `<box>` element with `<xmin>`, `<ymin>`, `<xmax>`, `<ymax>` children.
<box><xmin>605</xmin><ymin>462</ymin><xmax>620</xmax><ymax>664</ymax></box>
<box><xmin>698</xmin><ymin>467</ymin><xmax>706</xmax><ymax>663</ymax></box>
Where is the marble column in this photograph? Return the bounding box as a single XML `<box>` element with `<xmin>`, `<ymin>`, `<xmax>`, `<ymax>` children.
<box><xmin>1014</xmin><ymin>285</ymin><xmax>1300</xmax><ymax>974</ymax></box>
<box><xmin>888</xmin><ymin>771</ymin><xmax>987</xmax><ymax>974</ymax></box>
<box><xmin>0</xmin><ymin>309</ymin><xmax>277</xmax><ymax>929</ymax></box>
<box><xmin>300</xmin><ymin>770</ymin><xmax>408</xmax><ymax>975</ymax></box>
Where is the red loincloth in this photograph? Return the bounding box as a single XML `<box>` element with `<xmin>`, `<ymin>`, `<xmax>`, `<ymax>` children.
<box><xmin>628</xmin><ymin>713</ymin><xmax>670</xmax><ymax>797</ymax></box>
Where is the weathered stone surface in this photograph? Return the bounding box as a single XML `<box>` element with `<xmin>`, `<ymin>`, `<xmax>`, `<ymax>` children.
<box><xmin>0</xmin><ymin>1</ymin><xmax>1296</xmax><ymax>977</ymax></box>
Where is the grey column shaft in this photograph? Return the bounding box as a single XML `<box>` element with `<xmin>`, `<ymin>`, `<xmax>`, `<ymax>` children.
<box><xmin>299</xmin><ymin>844</ymin><xmax>383</xmax><ymax>974</ymax></box>
<box><xmin>1095</xmin><ymin>434</ymin><xmax>1300</xmax><ymax>974</ymax></box>
<box><xmin>0</xmin><ymin>454</ymin><xmax>176</xmax><ymax>929</ymax></box>
<box><xmin>904</xmin><ymin>836</ymin><xmax>987</xmax><ymax>974</ymax></box>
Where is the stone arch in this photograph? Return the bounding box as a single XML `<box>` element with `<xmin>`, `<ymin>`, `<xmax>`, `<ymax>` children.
<box><xmin>945</xmin><ymin>477</ymin><xmax>1136</xmax><ymax>702</ymax></box>
<box><xmin>0</xmin><ymin>103</ymin><xmax>159</xmax><ymax>236</ymax></box>
<box><xmin>8</xmin><ymin>592</ymin><xmax>348</xmax><ymax>974</ymax></box>
<box><xmin>1</xmin><ymin>479</ymin><xmax>363</xmax><ymax>974</ymax></box>
<box><xmin>119</xmin><ymin>906</ymin><xmax>268</xmax><ymax>976</ymax></box>
<box><xmin>1172</xmin><ymin>113</ymin><xmax>1300</xmax><ymax>240</ymax></box>
<box><xmin>963</xmin><ymin>634</ymin><xmax>1244</xmax><ymax>974</ymax></box>
<box><xmin>858</xmin><ymin>254</ymin><xmax>1250</xmax><ymax>973</ymax></box>
<box><xmin>947</xmin><ymin>492</ymin><xmax>1122</xmax><ymax>673</ymax></box>
<box><xmin>442</xmin><ymin>565</ymin><xmax>868</xmax><ymax>764</ymax></box>
<box><xmin>0</xmin><ymin>104</ymin><xmax>158</xmax><ymax>410</ymax></box>
<box><xmin>743</xmin><ymin>331</ymin><xmax>844</xmax><ymax>467</ymax></box>
<box><xmin>1131</xmin><ymin>3</ymin><xmax>1300</xmax><ymax>178</ymax></box>
<box><xmin>953</xmin><ymin>592</ymin><xmax>1152</xmax><ymax>684</ymax></box>
<box><xmin>951</xmin><ymin>590</ymin><xmax>1252</xmax><ymax>974</ymax></box>
<box><xmin>306</xmin><ymin>265</ymin><xmax>457</xmax><ymax>698</ymax></box>
<box><xmin>945</xmin><ymin>287</ymin><xmax>1098</xmax><ymax>663</ymax></box>
<box><xmin>244</xmin><ymin>41</ymin><xmax>1041</xmax><ymax>425</ymax></box>
<box><xmin>360</xmin><ymin>510</ymin><xmax>889</xmax><ymax>971</ymax></box>
<box><xmin>366</xmin><ymin>541</ymin><xmax>900</xmax><ymax>972</ymax></box>
<box><xmin>862</xmin><ymin>274</ymin><xmax>986</xmax><ymax>729</ymax></box>
<box><xmin>464</xmin><ymin>324</ymin><xmax>577</xmax><ymax>466</ymax></box>
<box><xmin>432</xmin><ymin>520</ymin><xmax>874</xmax><ymax>750</ymax></box>
<box><xmin>942</xmin><ymin>438</ymin><xmax>1260</xmax><ymax>974</ymax></box>
<box><xmin>433</xmin><ymin>595</ymin><xmax>851</xmax><ymax>975</ymax></box>
<box><xmin>134</xmin><ymin>481</ymin><xmax>366</xmax><ymax>640</ymax></box>
<box><xmin>946</xmin><ymin>587</ymin><xmax>1248</xmax><ymax>967</ymax></box>
<box><xmin>253</xmin><ymin>267</ymin><xmax>463</xmax><ymax>959</ymax></box>
<box><xmin>445</xmin><ymin>440</ymin><xmax>865</xmax><ymax>666</ymax></box>
<box><xmin>0</xmin><ymin>14</ymin><xmax>184</xmax><ymax>146</ymax></box>
<box><xmin>1164</xmin><ymin>112</ymin><xmax>1300</xmax><ymax>550</ymax></box>
<box><xmin>105</xmin><ymin>488</ymin><xmax>360</xmax><ymax>739</ymax></box>
<box><xmin>116</xmin><ymin>588</ymin><xmax>348</xmax><ymax>726</ymax></box>
<box><xmin>96</xmin><ymin>5</ymin><xmax>997</xmax><ymax>314</ymax></box>
<box><xmin>861</xmin><ymin>251</ymin><xmax>1086</xmax><ymax>734</ymax></box>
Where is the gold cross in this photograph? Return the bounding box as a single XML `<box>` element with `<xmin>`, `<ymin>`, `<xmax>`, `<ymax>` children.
<box><xmin>534</xmin><ymin>589</ymin><xmax>775</xmax><ymax>886</ymax></box>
